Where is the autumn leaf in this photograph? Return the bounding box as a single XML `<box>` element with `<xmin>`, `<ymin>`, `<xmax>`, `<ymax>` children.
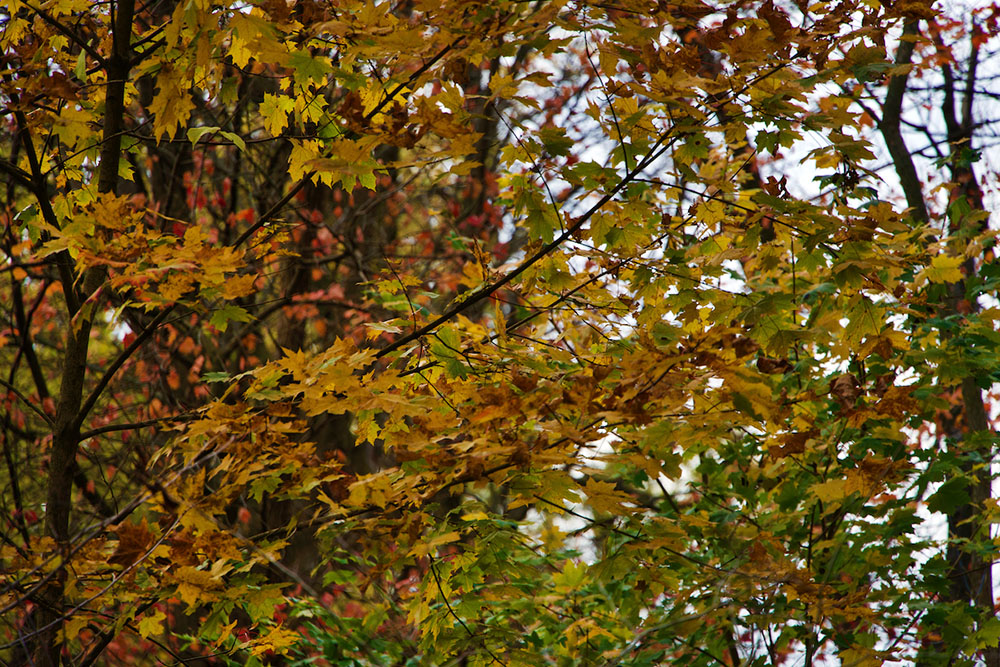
<box><xmin>108</xmin><ymin>520</ymin><xmax>155</xmax><ymax>569</ymax></box>
<box><xmin>137</xmin><ymin>610</ymin><xmax>166</xmax><ymax>638</ymax></box>
<box><xmin>919</xmin><ymin>254</ymin><xmax>965</xmax><ymax>284</ymax></box>
<box><xmin>249</xmin><ymin>624</ymin><xmax>299</xmax><ymax>656</ymax></box>
<box><xmin>173</xmin><ymin>566</ymin><xmax>224</xmax><ymax>609</ymax></box>
<box><xmin>583</xmin><ymin>477</ymin><xmax>638</xmax><ymax>515</ymax></box>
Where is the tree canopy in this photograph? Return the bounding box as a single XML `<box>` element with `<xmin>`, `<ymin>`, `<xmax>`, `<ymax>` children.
<box><xmin>3</xmin><ymin>0</ymin><xmax>1000</xmax><ymax>664</ymax></box>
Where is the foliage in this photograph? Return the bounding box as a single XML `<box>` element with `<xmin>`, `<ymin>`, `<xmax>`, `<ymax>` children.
<box><xmin>2</xmin><ymin>0</ymin><xmax>1000</xmax><ymax>665</ymax></box>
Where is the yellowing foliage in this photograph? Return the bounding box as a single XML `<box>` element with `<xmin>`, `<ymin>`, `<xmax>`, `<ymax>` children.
<box><xmin>3</xmin><ymin>0</ymin><xmax>1000</xmax><ymax>665</ymax></box>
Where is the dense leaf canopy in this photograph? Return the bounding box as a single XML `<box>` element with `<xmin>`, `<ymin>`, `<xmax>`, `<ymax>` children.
<box><xmin>2</xmin><ymin>0</ymin><xmax>1000</xmax><ymax>665</ymax></box>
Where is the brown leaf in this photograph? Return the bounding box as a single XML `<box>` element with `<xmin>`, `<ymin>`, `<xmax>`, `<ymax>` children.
<box><xmin>44</xmin><ymin>72</ymin><xmax>81</xmax><ymax>102</ymax></box>
<box><xmin>768</xmin><ymin>430</ymin><xmax>815</xmax><ymax>459</ymax></box>
<box><xmin>760</xmin><ymin>214</ymin><xmax>777</xmax><ymax>243</ymax></box>
<box><xmin>167</xmin><ymin>529</ymin><xmax>199</xmax><ymax>566</ymax></box>
<box><xmin>873</xmin><ymin>372</ymin><xmax>896</xmax><ymax>398</ymax></box>
<box><xmin>762</xmin><ymin>175</ymin><xmax>787</xmax><ymax>197</ymax></box>
<box><xmin>759</xmin><ymin>1</ymin><xmax>793</xmax><ymax>42</ymax></box>
<box><xmin>875</xmin><ymin>384</ymin><xmax>919</xmax><ymax>418</ymax></box>
<box><xmin>108</xmin><ymin>521</ymin><xmax>155</xmax><ymax>568</ymax></box>
<box><xmin>442</xmin><ymin>58</ymin><xmax>470</xmax><ymax>87</ymax></box>
<box><xmin>873</xmin><ymin>336</ymin><xmax>894</xmax><ymax>360</ymax></box>
<box><xmin>339</xmin><ymin>91</ymin><xmax>365</xmax><ymax>130</ymax></box>
<box><xmin>830</xmin><ymin>374</ymin><xmax>862</xmax><ymax>408</ymax></box>
<box><xmin>757</xmin><ymin>357</ymin><xmax>793</xmax><ymax>374</ymax></box>
<box><xmin>747</xmin><ymin>540</ymin><xmax>770</xmax><ymax>565</ymax></box>
<box><xmin>511</xmin><ymin>371</ymin><xmax>537</xmax><ymax>393</ymax></box>
<box><xmin>733</xmin><ymin>336</ymin><xmax>759</xmax><ymax>358</ymax></box>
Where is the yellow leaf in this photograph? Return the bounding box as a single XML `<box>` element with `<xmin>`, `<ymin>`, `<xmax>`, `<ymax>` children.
<box><xmin>148</xmin><ymin>64</ymin><xmax>196</xmax><ymax>142</ymax></box>
<box><xmin>53</xmin><ymin>105</ymin><xmax>92</xmax><ymax>151</ymax></box>
<box><xmin>222</xmin><ymin>274</ymin><xmax>258</xmax><ymax>299</ymax></box>
<box><xmin>259</xmin><ymin>93</ymin><xmax>295</xmax><ymax>136</ymax></box>
<box><xmin>469</xmin><ymin>404</ymin><xmax>508</xmax><ymax>424</ymax></box>
<box><xmin>408</xmin><ymin>531</ymin><xmax>461</xmax><ymax>558</ymax></box>
<box><xmin>839</xmin><ymin>646</ymin><xmax>883</xmax><ymax>667</ymax></box>
<box><xmin>919</xmin><ymin>255</ymin><xmax>964</xmax><ymax>284</ymax></box>
<box><xmin>583</xmin><ymin>477</ymin><xmax>637</xmax><ymax>515</ymax></box>
<box><xmin>364</xmin><ymin>321</ymin><xmax>402</xmax><ymax>340</ymax></box>
<box><xmin>812</xmin><ymin>478</ymin><xmax>848</xmax><ymax>503</ymax></box>
<box><xmin>552</xmin><ymin>560</ymin><xmax>586</xmax><ymax>592</ymax></box>
<box><xmin>61</xmin><ymin>614</ymin><xmax>90</xmax><ymax>643</ymax></box>
<box><xmin>137</xmin><ymin>610</ymin><xmax>166</xmax><ymax>638</ymax></box>
<box><xmin>215</xmin><ymin>619</ymin><xmax>237</xmax><ymax>646</ymax></box>
<box><xmin>173</xmin><ymin>565</ymin><xmax>223</xmax><ymax>609</ymax></box>
<box><xmin>250</xmin><ymin>624</ymin><xmax>299</xmax><ymax>656</ymax></box>
<box><xmin>288</xmin><ymin>140</ymin><xmax>322</xmax><ymax>182</ymax></box>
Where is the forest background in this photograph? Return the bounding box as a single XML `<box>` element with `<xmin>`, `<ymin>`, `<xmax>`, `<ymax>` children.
<box><xmin>3</xmin><ymin>0</ymin><xmax>1000</xmax><ymax>665</ymax></box>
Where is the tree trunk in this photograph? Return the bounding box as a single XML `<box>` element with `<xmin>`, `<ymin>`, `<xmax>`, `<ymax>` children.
<box><xmin>32</xmin><ymin>2</ymin><xmax>134</xmax><ymax>663</ymax></box>
<box><xmin>884</xmin><ymin>18</ymin><xmax>1000</xmax><ymax>667</ymax></box>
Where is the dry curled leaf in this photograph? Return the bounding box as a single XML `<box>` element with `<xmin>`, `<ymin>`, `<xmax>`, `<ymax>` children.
<box><xmin>830</xmin><ymin>374</ymin><xmax>862</xmax><ymax>409</ymax></box>
<box><xmin>108</xmin><ymin>521</ymin><xmax>155</xmax><ymax>568</ymax></box>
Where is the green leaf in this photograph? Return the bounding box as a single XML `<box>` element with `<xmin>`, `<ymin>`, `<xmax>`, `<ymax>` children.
<box><xmin>288</xmin><ymin>50</ymin><xmax>333</xmax><ymax>86</ymax></box>
<box><xmin>730</xmin><ymin>392</ymin><xmax>762</xmax><ymax>421</ymax></box>
<box><xmin>187</xmin><ymin>126</ymin><xmax>220</xmax><ymax>146</ymax></box>
<box><xmin>927</xmin><ymin>476</ymin><xmax>971</xmax><ymax>514</ymax></box>
<box><xmin>976</xmin><ymin>617</ymin><xmax>1000</xmax><ymax>649</ymax></box>
<box><xmin>210</xmin><ymin>304</ymin><xmax>253</xmax><ymax>332</ymax></box>
<box><xmin>359</xmin><ymin>170</ymin><xmax>377</xmax><ymax>191</ymax></box>
<box><xmin>219</xmin><ymin>130</ymin><xmax>246</xmax><ymax>152</ymax></box>
<box><xmin>525</xmin><ymin>201</ymin><xmax>557</xmax><ymax>243</ymax></box>
<box><xmin>75</xmin><ymin>49</ymin><xmax>87</xmax><ymax>80</ymax></box>
<box><xmin>244</xmin><ymin>586</ymin><xmax>284</xmax><ymax>623</ymax></box>
<box><xmin>539</xmin><ymin>127</ymin><xmax>574</xmax><ymax>157</ymax></box>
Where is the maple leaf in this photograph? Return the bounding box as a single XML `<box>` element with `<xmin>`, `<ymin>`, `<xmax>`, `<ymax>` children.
<box><xmin>173</xmin><ymin>566</ymin><xmax>224</xmax><ymax>610</ymax></box>
<box><xmin>148</xmin><ymin>64</ymin><xmax>196</xmax><ymax>142</ymax></box>
<box><xmin>259</xmin><ymin>93</ymin><xmax>295</xmax><ymax>136</ymax></box>
<box><xmin>108</xmin><ymin>520</ymin><xmax>155</xmax><ymax>568</ymax></box>
<box><xmin>919</xmin><ymin>254</ymin><xmax>966</xmax><ymax>284</ymax></box>
<box><xmin>137</xmin><ymin>610</ymin><xmax>166</xmax><ymax>638</ymax></box>
<box><xmin>249</xmin><ymin>624</ymin><xmax>299</xmax><ymax>656</ymax></box>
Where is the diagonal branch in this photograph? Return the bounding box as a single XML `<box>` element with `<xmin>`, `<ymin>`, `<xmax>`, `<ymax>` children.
<box><xmin>375</xmin><ymin>131</ymin><xmax>677</xmax><ymax>360</ymax></box>
<box><xmin>0</xmin><ymin>157</ymin><xmax>34</xmax><ymax>189</ymax></box>
<box><xmin>232</xmin><ymin>39</ymin><xmax>462</xmax><ymax>250</ymax></box>
<box><xmin>73</xmin><ymin>305</ymin><xmax>174</xmax><ymax>433</ymax></box>
<box><xmin>21</xmin><ymin>0</ymin><xmax>106</xmax><ymax>68</ymax></box>
<box><xmin>0</xmin><ymin>377</ymin><xmax>52</xmax><ymax>426</ymax></box>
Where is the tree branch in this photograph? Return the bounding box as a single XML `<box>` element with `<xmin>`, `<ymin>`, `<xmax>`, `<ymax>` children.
<box><xmin>73</xmin><ymin>305</ymin><xmax>173</xmax><ymax>433</ymax></box>
<box><xmin>375</xmin><ymin>130</ymin><xmax>677</xmax><ymax>360</ymax></box>
<box><xmin>0</xmin><ymin>377</ymin><xmax>52</xmax><ymax>426</ymax></box>
<box><xmin>879</xmin><ymin>20</ymin><xmax>928</xmax><ymax>222</ymax></box>
<box><xmin>21</xmin><ymin>0</ymin><xmax>106</xmax><ymax>67</ymax></box>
